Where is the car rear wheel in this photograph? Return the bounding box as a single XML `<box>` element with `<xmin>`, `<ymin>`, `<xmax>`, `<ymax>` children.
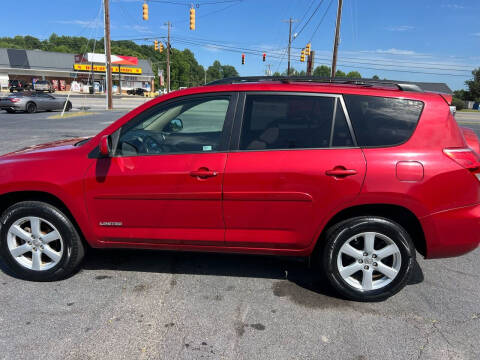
<box><xmin>65</xmin><ymin>101</ymin><xmax>72</xmax><ymax>112</ymax></box>
<box><xmin>322</xmin><ymin>216</ymin><xmax>415</xmax><ymax>302</ymax></box>
<box><xmin>0</xmin><ymin>201</ymin><xmax>85</xmax><ymax>281</ymax></box>
<box><xmin>5</xmin><ymin>109</ymin><xmax>15</xmax><ymax>113</ymax></box>
<box><xmin>26</xmin><ymin>102</ymin><xmax>37</xmax><ymax>114</ymax></box>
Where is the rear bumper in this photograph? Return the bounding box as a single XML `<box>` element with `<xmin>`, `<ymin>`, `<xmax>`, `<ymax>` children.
<box><xmin>421</xmin><ymin>203</ymin><xmax>480</xmax><ymax>258</ymax></box>
<box><xmin>0</xmin><ymin>104</ymin><xmax>23</xmax><ymax>110</ymax></box>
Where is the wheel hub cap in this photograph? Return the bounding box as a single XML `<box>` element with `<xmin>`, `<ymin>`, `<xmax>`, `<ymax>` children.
<box><xmin>6</xmin><ymin>216</ymin><xmax>64</xmax><ymax>271</ymax></box>
<box><xmin>337</xmin><ymin>232</ymin><xmax>402</xmax><ymax>291</ymax></box>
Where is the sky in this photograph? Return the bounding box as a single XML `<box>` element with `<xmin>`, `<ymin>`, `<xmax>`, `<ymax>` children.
<box><xmin>2</xmin><ymin>0</ymin><xmax>480</xmax><ymax>90</ymax></box>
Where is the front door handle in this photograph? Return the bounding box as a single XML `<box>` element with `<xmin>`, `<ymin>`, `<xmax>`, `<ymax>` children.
<box><xmin>190</xmin><ymin>169</ymin><xmax>218</xmax><ymax>179</ymax></box>
<box><xmin>326</xmin><ymin>167</ymin><xmax>357</xmax><ymax>177</ymax></box>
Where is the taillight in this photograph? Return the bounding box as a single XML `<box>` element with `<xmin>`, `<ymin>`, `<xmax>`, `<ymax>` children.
<box><xmin>9</xmin><ymin>98</ymin><xmax>20</xmax><ymax>103</ymax></box>
<box><xmin>444</xmin><ymin>147</ymin><xmax>480</xmax><ymax>181</ymax></box>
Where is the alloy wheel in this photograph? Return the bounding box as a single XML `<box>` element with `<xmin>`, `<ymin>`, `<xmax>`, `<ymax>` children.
<box><xmin>336</xmin><ymin>232</ymin><xmax>401</xmax><ymax>291</ymax></box>
<box><xmin>6</xmin><ymin>216</ymin><xmax>64</xmax><ymax>271</ymax></box>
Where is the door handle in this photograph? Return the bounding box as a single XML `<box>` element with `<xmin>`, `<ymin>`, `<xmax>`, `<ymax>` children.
<box><xmin>190</xmin><ymin>169</ymin><xmax>218</xmax><ymax>178</ymax></box>
<box><xmin>325</xmin><ymin>167</ymin><xmax>357</xmax><ymax>177</ymax></box>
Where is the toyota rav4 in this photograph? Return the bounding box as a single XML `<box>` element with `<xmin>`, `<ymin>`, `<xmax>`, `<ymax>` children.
<box><xmin>0</xmin><ymin>77</ymin><xmax>478</xmax><ymax>302</ymax></box>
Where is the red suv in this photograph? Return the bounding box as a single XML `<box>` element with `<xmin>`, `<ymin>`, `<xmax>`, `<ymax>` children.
<box><xmin>0</xmin><ymin>77</ymin><xmax>479</xmax><ymax>301</ymax></box>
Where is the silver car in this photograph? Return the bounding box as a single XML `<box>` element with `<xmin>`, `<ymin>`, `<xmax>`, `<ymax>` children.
<box><xmin>0</xmin><ymin>93</ymin><xmax>72</xmax><ymax>113</ymax></box>
<box><xmin>33</xmin><ymin>80</ymin><xmax>54</xmax><ymax>93</ymax></box>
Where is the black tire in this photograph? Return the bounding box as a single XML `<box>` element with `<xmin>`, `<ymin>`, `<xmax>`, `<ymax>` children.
<box><xmin>26</xmin><ymin>102</ymin><xmax>37</xmax><ymax>114</ymax></box>
<box><xmin>0</xmin><ymin>201</ymin><xmax>85</xmax><ymax>281</ymax></box>
<box><xmin>5</xmin><ymin>109</ymin><xmax>15</xmax><ymax>113</ymax></box>
<box><xmin>322</xmin><ymin>216</ymin><xmax>416</xmax><ymax>302</ymax></box>
<box><xmin>65</xmin><ymin>101</ymin><xmax>72</xmax><ymax>112</ymax></box>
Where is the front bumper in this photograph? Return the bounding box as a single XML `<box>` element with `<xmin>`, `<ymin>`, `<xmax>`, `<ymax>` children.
<box><xmin>421</xmin><ymin>203</ymin><xmax>480</xmax><ymax>258</ymax></box>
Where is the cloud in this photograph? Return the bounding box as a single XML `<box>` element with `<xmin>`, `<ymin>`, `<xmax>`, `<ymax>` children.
<box><xmin>203</xmin><ymin>44</ymin><xmax>221</xmax><ymax>53</ymax></box>
<box><xmin>441</xmin><ymin>3</ymin><xmax>465</xmax><ymax>9</ymax></box>
<box><xmin>126</xmin><ymin>25</ymin><xmax>153</xmax><ymax>34</ymax></box>
<box><xmin>472</xmin><ymin>33</ymin><xmax>480</xmax><ymax>37</ymax></box>
<box><xmin>386</xmin><ymin>25</ymin><xmax>415</xmax><ymax>32</ymax></box>
<box><xmin>54</xmin><ymin>20</ymin><xmax>102</xmax><ymax>29</ymax></box>
<box><xmin>371</xmin><ymin>48</ymin><xmax>420</xmax><ymax>56</ymax></box>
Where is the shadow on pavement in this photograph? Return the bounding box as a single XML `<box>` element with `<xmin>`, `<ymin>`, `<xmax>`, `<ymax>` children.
<box><xmin>0</xmin><ymin>247</ymin><xmax>424</xmax><ymax>304</ymax></box>
<box><xmin>79</xmin><ymin>248</ymin><xmax>424</xmax><ymax>302</ymax></box>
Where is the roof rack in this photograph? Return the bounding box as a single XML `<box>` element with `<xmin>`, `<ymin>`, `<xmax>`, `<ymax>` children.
<box><xmin>206</xmin><ymin>76</ymin><xmax>452</xmax><ymax>94</ymax></box>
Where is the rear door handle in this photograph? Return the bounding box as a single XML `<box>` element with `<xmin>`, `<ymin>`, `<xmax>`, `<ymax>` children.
<box><xmin>326</xmin><ymin>168</ymin><xmax>357</xmax><ymax>177</ymax></box>
<box><xmin>190</xmin><ymin>169</ymin><xmax>218</xmax><ymax>178</ymax></box>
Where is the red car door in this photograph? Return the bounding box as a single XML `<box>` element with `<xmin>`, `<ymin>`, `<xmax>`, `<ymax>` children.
<box><xmin>223</xmin><ymin>93</ymin><xmax>366</xmax><ymax>251</ymax></box>
<box><xmin>84</xmin><ymin>94</ymin><xmax>236</xmax><ymax>246</ymax></box>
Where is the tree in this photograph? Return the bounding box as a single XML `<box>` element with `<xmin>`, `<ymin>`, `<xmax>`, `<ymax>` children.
<box><xmin>206</xmin><ymin>60</ymin><xmax>239</xmax><ymax>82</ymax></box>
<box><xmin>313</xmin><ymin>65</ymin><xmax>331</xmax><ymax>77</ymax></box>
<box><xmin>221</xmin><ymin>64</ymin><xmax>239</xmax><ymax>78</ymax></box>
<box><xmin>453</xmin><ymin>89</ymin><xmax>469</xmax><ymax>101</ymax></box>
<box><xmin>452</xmin><ymin>97</ymin><xmax>465</xmax><ymax>111</ymax></box>
<box><xmin>0</xmin><ymin>34</ymin><xmax>237</xmax><ymax>90</ymax></box>
<box><xmin>372</xmin><ymin>75</ymin><xmax>380</xmax><ymax>80</ymax></box>
<box><xmin>272</xmin><ymin>71</ymin><xmax>282</xmax><ymax>77</ymax></box>
<box><xmin>465</xmin><ymin>68</ymin><xmax>480</xmax><ymax>101</ymax></box>
<box><xmin>346</xmin><ymin>71</ymin><xmax>362</xmax><ymax>79</ymax></box>
<box><xmin>335</xmin><ymin>70</ymin><xmax>346</xmax><ymax>77</ymax></box>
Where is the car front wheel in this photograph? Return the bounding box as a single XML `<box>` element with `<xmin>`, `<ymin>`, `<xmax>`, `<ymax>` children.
<box><xmin>0</xmin><ymin>201</ymin><xmax>85</xmax><ymax>281</ymax></box>
<box><xmin>322</xmin><ymin>216</ymin><xmax>416</xmax><ymax>302</ymax></box>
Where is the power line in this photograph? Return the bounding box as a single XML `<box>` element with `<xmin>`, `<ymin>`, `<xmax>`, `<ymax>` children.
<box><xmin>170</xmin><ymin>38</ymin><xmax>472</xmax><ymax>77</ymax></box>
<box><xmin>295</xmin><ymin>0</ymin><xmax>325</xmax><ymax>39</ymax></box>
<box><xmin>148</xmin><ymin>0</ymin><xmax>242</xmax><ymax>5</ymax></box>
<box><xmin>308</xmin><ymin>0</ymin><xmax>334</xmax><ymax>43</ymax></box>
<box><xmin>293</xmin><ymin>0</ymin><xmax>316</xmax><ymax>33</ymax></box>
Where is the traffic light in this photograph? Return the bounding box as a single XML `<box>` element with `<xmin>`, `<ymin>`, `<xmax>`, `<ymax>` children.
<box><xmin>142</xmin><ymin>2</ymin><xmax>148</xmax><ymax>21</ymax></box>
<box><xmin>300</xmin><ymin>49</ymin><xmax>305</xmax><ymax>62</ymax></box>
<box><xmin>241</xmin><ymin>54</ymin><xmax>245</xmax><ymax>65</ymax></box>
<box><xmin>262</xmin><ymin>53</ymin><xmax>266</xmax><ymax>62</ymax></box>
<box><xmin>305</xmin><ymin>43</ymin><xmax>311</xmax><ymax>56</ymax></box>
<box><xmin>159</xmin><ymin>42</ymin><xmax>164</xmax><ymax>53</ymax></box>
<box><xmin>189</xmin><ymin>8</ymin><xmax>195</xmax><ymax>30</ymax></box>
<box><xmin>154</xmin><ymin>40</ymin><xmax>158</xmax><ymax>51</ymax></box>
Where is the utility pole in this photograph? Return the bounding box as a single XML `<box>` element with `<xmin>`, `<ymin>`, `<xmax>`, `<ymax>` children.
<box><xmin>165</xmin><ymin>21</ymin><xmax>171</xmax><ymax>93</ymax></box>
<box><xmin>103</xmin><ymin>0</ymin><xmax>113</xmax><ymax>109</ymax></box>
<box><xmin>282</xmin><ymin>18</ymin><xmax>297</xmax><ymax>76</ymax></box>
<box><xmin>307</xmin><ymin>51</ymin><xmax>315</xmax><ymax>76</ymax></box>
<box><xmin>331</xmin><ymin>0</ymin><xmax>343</xmax><ymax>78</ymax></box>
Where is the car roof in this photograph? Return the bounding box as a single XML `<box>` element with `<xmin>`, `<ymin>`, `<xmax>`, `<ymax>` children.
<box><xmin>167</xmin><ymin>81</ymin><xmax>446</xmax><ymax>104</ymax></box>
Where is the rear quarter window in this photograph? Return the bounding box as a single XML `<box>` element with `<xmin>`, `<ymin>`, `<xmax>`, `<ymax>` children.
<box><xmin>343</xmin><ymin>95</ymin><xmax>424</xmax><ymax>147</ymax></box>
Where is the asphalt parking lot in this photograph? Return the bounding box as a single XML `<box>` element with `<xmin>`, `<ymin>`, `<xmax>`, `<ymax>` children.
<box><xmin>0</xmin><ymin>109</ymin><xmax>480</xmax><ymax>360</ymax></box>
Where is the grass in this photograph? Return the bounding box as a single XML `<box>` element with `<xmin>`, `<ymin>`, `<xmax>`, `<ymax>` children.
<box><xmin>458</xmin><ymin>109</ymin><xmax>480</xmax><ymax>113</ymax></box>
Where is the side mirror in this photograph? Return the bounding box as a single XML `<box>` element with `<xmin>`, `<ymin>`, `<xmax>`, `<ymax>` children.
<box><xmin>164</xmin><ymin>118</ymin><xmax>183</xmax><ymax>133</ymax></box>
<box><xmin>99</xmin><ymin>135</ymin><xmax>111</xmax><ymax>157</ymax></box>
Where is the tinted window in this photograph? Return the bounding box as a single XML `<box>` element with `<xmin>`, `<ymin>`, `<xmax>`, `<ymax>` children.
<box><xmin>240</xmin><ymin>95</ymin><xmax>337</xmax><ymax>150</ymax></box>
<box><xmin>116</xmin><ymin>96</ymin><xmax>230</xmax><ymax>156</ymax></box>
<box><xmin>343</xmin><ymin>95</ymin><xmax>423</xmax><ymax>147</ymax></box>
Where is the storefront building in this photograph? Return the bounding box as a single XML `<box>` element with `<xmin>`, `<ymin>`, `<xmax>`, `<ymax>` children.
<box><xmin>0</xmin><ymin>48</ymin><xmax>155</xmax><ymax>93</ymax></box>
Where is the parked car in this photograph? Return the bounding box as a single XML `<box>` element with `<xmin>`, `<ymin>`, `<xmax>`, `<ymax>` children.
<box><xmin>33</xmin><ymin>80</ymin><xmax>55</xmax><ymax>93</ymax></box>
<box><xmin>9</xmin><ymin>79</ymin><xmax>31</xmax><ymax>92</ymax></box>
<box><xmin>127</xmin><ymin>88</ymin><xmax>146</xmax><ymax>96</ymax></box>
<box><xmin>0</xmin><ymin>92</ymin><xmax>72</xmax><ymax>113</ymax></box>
<box><xmin>0</xmin><ymin>77</ymin><xmax>479</xmax><ymax>302</ymax></box>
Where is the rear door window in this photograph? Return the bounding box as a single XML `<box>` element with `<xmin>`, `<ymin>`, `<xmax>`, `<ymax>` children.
<box><xmin>343</xmin><ymin>95</ymin><xmax>424</xmax><ymax>147</ymax></box>
<box><xmin>240</xmin><ymin>94</ymin><xmax>353</xmax><ymax>150</ymax></box>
